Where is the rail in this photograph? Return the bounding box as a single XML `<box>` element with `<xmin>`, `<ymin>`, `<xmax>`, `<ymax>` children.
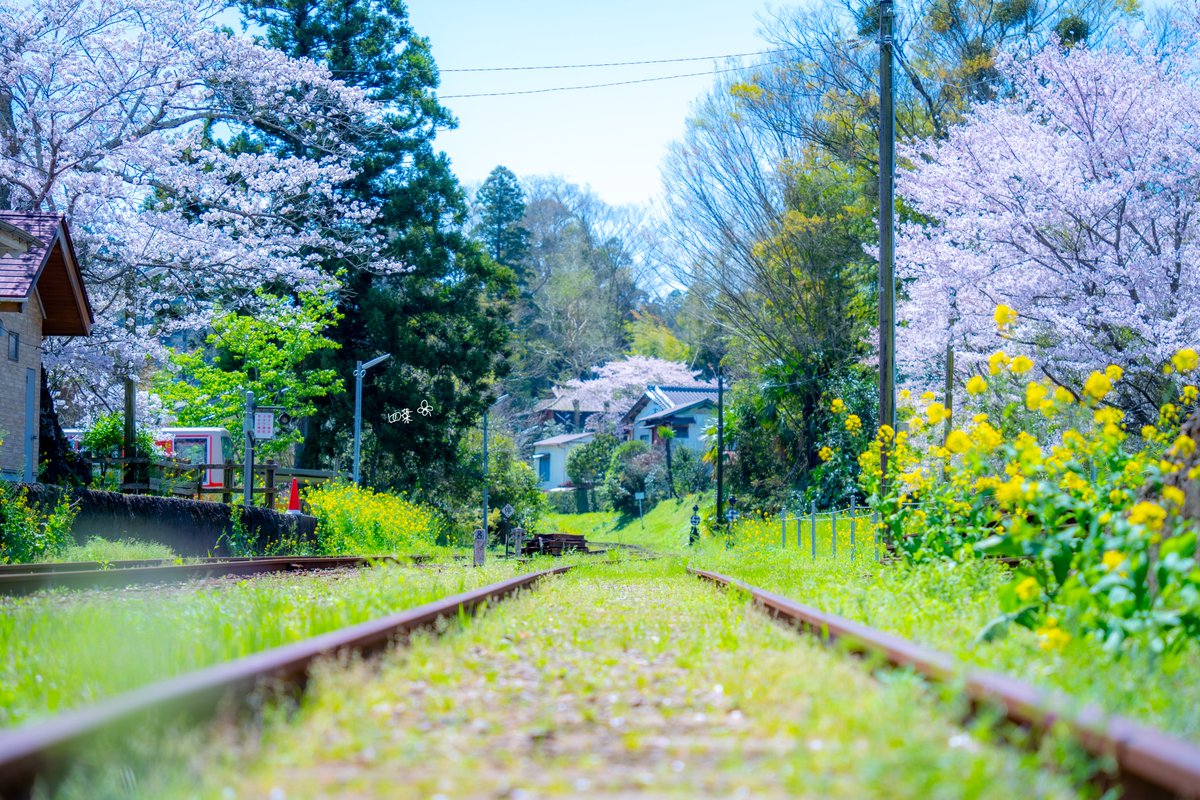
<box><xmin>690</xmin><ymin>568</ymin><xmax>1200</xmax><ymax>800</ymax></box>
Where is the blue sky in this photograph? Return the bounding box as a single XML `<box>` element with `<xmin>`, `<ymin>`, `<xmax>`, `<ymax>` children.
<box><xmin>406</xmin><ymin>0</ymin><xmax>779</xmax><ymax>206</ymax></box>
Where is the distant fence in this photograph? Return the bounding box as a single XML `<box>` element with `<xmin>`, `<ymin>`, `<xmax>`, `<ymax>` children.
<box><xmin>88</xmin><ymin>457</ymin><xmax>341</xmax><ymax>509</ymax></box>
<box><xmin>764</xmin><ymin>500</ymin><xmax>886</xmax><ymax>562</ymax></box>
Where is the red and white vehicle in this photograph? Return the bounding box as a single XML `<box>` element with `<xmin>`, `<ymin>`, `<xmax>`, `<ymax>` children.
<box><xmin>64</xmin><ymin>426</ymin><xmax>234</xmax><ymax>489</ymax></box>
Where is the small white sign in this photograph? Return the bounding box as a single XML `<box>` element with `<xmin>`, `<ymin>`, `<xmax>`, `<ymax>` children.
<box><xmin>253</xmin><ymin>411</ymin><xmax>276</xmax><ymax>440</ymax></box>
<box><xmin>634</xmin><ymin>491</ymin><xmax>645</xmax><ymax>501</ymax></box>
<box><xmin>501</xmin><ymin>503</ymin><xmax>515</xmax><ymax>519</ymax></box>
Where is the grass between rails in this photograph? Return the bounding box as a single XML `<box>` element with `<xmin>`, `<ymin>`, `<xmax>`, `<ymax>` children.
<box><xmin>185</xmin><ymin>557</ymin><xmax>1081</xmax><ymax>799</ymax></box>
<box><xmin>0</xmin><ymin>555</ymin><xmax>546</xmax><ymax>730</ymax></box>
<box><xmin>687</xmin><ymin>545</ymin><xmax>1200</xmax><ymax>742</ymax></box>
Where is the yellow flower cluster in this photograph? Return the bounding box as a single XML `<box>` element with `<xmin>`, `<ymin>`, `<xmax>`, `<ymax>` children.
<box><xmin>994</xmin><ymin>304</ymin><xmax>1019</xmax><ymax>331</ymax></box>
<box><xmin>306</xmin><ymin>481</ymin><xmax>443</xmax><ymax>554</ymax></box>
<box><xmin>818</xmin><ymin>446</ymin><xmax>834</xmax><ymax>462</ymax></box>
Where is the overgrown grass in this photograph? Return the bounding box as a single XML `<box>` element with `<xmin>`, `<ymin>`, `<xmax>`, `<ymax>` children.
<box><xmin>546</xmin><ymin>493</ymin><xmax>706</xmax><ymax>551</ymax></box>
<box><xmin>304</xmin><ymin>481</ymin><xmax>447</xmax><ymax>554</ymax></box>
<box><xmin>45</xmin><ymin>537</ymin><xmax>177</xmax><ymax>563</ymax></box>
<box><xmin>192</xmin><ymin>558</ymin><xmax>1078</xmax><ymax>799</ymax></box>
<box><xmin>0</xmin><ymin>558</ymin><xmax>538</xmax><ymax>729</ymax></box>
<box><xmin>688</xmin><ymin>545</ymin><xmax>1200</xmax><ymax>742</ymax></box>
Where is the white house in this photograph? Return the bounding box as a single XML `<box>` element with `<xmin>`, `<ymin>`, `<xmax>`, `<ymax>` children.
<box><xmin>531</xmin><ymin>431</ymin><xmax>593</xmax><ymax>490</ymax></box>
<box><xmin>0</xmin><ymin>212</ymin><xmax>93</xmax><ymax>482</ymax></box>
<box><xmin>621</xmin><ymin>384</ymin><xmax>718</xmax><ymax>452</ymax></box>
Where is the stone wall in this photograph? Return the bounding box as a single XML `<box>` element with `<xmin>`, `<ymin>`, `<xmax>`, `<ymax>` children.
<box><xmin>0</xmin><ymin>295</ymin><xmax>43</xmax><ymax>480</ymax></box>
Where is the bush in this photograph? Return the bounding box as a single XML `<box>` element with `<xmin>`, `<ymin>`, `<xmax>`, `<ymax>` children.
<box><xmin>80</xmin><ymin>412</ymin><xmax>158</xmax><ymax>458</ymax></box>
<box><xmin>304</xmin><ymin>482</ymin><xmax>445</xmax><ymax>554</ymax></box>
<box><xmin>669</xmin><ymin>446</ymin><xmax>711</xmax><ymax>496</ymax></box>
<box><xmin>0</xmin><ymin>484</ymin><xmax>76</xmax><ymax>563</ymax></box>
<box><xmin>546</xmin><ymin>488</ymin><xmax>588</xmax><ymax>514</ymax></box>
<box><xmin>600</xmin><ymin>441</ymin><xmax>668</xmax><ymax>515</ymax></box>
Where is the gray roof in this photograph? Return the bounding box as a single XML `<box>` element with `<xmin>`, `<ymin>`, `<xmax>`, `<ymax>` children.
<box><xmin>532</xmin><ymin>432</ymin><xmax>594</xmax><ymax>447</ymax></box>
<box><xmin>640</xmin><ymin>397</ymin><xmax>716</xmax><ymax>424</ymax></box>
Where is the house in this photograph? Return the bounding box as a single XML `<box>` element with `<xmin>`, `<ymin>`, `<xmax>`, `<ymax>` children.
<box><xmin>531</xmin><ymin>431</ymin><xmax>593</xmax><ymax>490</ymax></box>
<box><xmin>621</xmin><ymin>384</ymin><xmax>718</xmax><ymax>453</ymax></box>
<box><xmin>533</xmin><ymin>392</ymin><xmax>609</xmax><ymax>432</ymax></box>
<box><xmin>0</xmin><ymin>212</ymin><xmax>94</xmax><ymax>482</ymax></box>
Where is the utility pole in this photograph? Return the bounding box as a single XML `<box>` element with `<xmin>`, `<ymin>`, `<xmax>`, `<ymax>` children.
<box><xmin>481</xmin><ymin>393</ymin><xmax>509</xmax><ymax>545</ymax></box>
<box><xmin>242</xmin><ymin>390</ymin><xmax>255</xmax><ymax>507</ymax></box>
<box><xmin>352</xmin><ymin>353</ymin><xmax>391</xmax><ymax>485</ymax></box>
<box><xmin>716</xmin><ymin>368</ymin><xmax>724</xmax><ymax>528</ymax></box>
<box><xmin>879</xmin><ymin>0</ymin><xmax>897</xmax><ymax>437</ymax></box>
<box><xmin>122</xmin><ymin>272</ymin><xmax>137</xmax><ymax>490</ymax></box>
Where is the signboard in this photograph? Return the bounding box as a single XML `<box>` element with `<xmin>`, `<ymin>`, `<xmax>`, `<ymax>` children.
<box><xmin>634</xmin><ymin>491</ymin><xmax>646</xmax><ymax>501</ymax></box>
<box><xmin>252</xmin><ymin>411</ymin><xmax>276</xmax><ymax>440</ymax></box>
<box><xmin>690</xmin><ymin>514</ymin><xmax>701</xmax><ymax>527</ymax></box>
<box><xmin>726</xmin><ymin>508</ymin><xmax>740</xmax><ymax>523</ymax></box>
<box><xmin>473</xmin><ymin>528</ymin><xmax>486</xmax><ymax>567</ymax></box>
<box><xmin>501</xmin><ymin>503</ymin><xmax>515</xmax><ymax>519</ymax></box>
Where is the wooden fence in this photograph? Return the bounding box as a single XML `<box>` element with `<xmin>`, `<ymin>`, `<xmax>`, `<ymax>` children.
<box><xmin>89</xmin><ymin>457</ymin><xmax>340</xmax><ymax>508</ymax></box>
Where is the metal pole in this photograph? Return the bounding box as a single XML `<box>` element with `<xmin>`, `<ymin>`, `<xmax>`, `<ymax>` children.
<box><xmin>810</xmin><ymin>500</ymin><xmax>817</xmax><ymax>559</ymax></box>
<box><xmin>850</xmin><ymin>497</ymin><xmax>857</xmax><ymax>561</ymax></box>
<box><xmin>879</xmin><ymin>0</ymin><xmax>897</xmax><ymax>483</ymax></box>
<box><xmin>482</xmin><ymin>409</ymin><xmax>489</xmax><ymax>545</ymax></box>
<box><xmin>943</xmin><ymin>343</ymin><xmax>955</xmax><ymax>447</ymax></box>
<box><xmin>781</xmin><ymin>514</ymin><xmax>787</xmax><ymax>549</ymax></box>
<box><xmin>352</xmin><ymin>360</ymin><xmax>364</xmax><ymax>485</ymax></box>
<box><xmin>716</xmin><ymin>368</ymin><xmax>724</xmax><ymax>528</ymax></box>
<box><xmin>242</xmin><ymin>390</ymin><xmax>255</xmax><ymax>507</ymax></box>
<box><xmin>832</xmin><ymin>508</ymin><xmax>838</xmax><ymax>558</ymax></box>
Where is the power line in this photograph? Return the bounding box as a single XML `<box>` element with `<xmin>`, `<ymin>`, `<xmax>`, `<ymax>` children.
<box><xmin>441</xmin><ymin>49</ymin><xmax>783</xmax><ymax>73</ymax></box>
<box><xmin>441</xmin><ymin>61</ymin><xmax>787</xmax><ymax>100</ymax></box>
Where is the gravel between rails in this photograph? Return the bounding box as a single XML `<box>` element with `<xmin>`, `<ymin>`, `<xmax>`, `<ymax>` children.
<box><xmin>210</xmin><ymin>558</ymin><xmax>1080</xmax><ymax>799</ymax></box>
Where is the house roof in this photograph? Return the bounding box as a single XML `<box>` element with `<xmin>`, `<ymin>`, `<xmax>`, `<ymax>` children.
<box><xmin>639</xmin><ymin>397</ymin><xmax>716</xmax><ymax>425</ymax></box>
<box><xmin>532</xmin><ymin>432</ymin><xmax>595</xmax><ymax>447</ymax></box>
<box><xmin>621</xmin><ymin>383</ymin><xmax>719</xmax><ymax>426</ymax></box>
<box><xmin>0</xmin><ymin>211</ymin><xmax>94</xmax><ymax>336</ymax></box>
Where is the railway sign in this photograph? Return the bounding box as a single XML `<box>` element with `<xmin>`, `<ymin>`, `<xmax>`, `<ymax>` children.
<box><xmin>690</xmin><ymin>514</ymin><xmax>701</xmax><ymax>527</ymax></box>
<box><xmin>726</xmin><ymin>508</ymin><xmax>739</xmax><ymax>523</ymax></box>
<box><xmin>473</xmin><ymin>528</ymin><xmax>486</xmax><ymax>567</ymax></box>
<box><xmin>252</xmin><ymin>411</ymin><xmax>276</xmax><ymax>440</ymax></box>
<box><xmin>501</xmin><ymin>503</ymin><xmax>515</xmax><ymax>519</ymax></box>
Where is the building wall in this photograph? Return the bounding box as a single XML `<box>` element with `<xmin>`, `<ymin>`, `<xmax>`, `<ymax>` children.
<box><xmin>534</xmin><ymin>441</ymin><xmax>593</xmax><ymax>490</ymax></box>
<box><xmin>0</xmin><ymin>294</ymin><xmax>43</xmax><ymax>480</ymax></box>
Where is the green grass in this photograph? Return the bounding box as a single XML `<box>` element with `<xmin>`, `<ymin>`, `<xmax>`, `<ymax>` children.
<box><xmin>687</xmin><ymin>545</ymin><xmax>1200</xmax><ymax>742</ymax></box>
<box><xmin>44</xmin><ymin>537</ymin><xmax>177</xmax><ymax>563</ymax></box>
<box><xmin>0</xmin><ymin>556</ymin><xmax>544</xmax><ymax>730</ymax></box>
<box><xmin>545</xmin><ymin>493</ymin><xmax>706</xmax><ymax>551</ymax></box>
<box><xmin>174</xmin><ymin>557</ymin><xmax>1079</xmax><ymax>799</ymax></box>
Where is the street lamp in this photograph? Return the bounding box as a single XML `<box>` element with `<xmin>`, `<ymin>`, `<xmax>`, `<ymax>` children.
<box><xmin>481</xmin><ymin>393</ymin><xmax>509</xmax><ymax>544</ymax></box>
<box><xmin>352</xmin><ymin>353</ymin><xmax>390</xmax><ymax>485</ymax></box>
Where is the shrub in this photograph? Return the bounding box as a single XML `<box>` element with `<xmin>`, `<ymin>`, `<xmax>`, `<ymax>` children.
<box><xmin>305</xmin><ymin>482</ymin><xmax>445</xmax><ymax>555</ymax></box>
<box><xmin>600</xmin><ymin>441</ymin><xmax>668</xmax><ymax>515</ymax></box>
<box><xmin>0</xmin><ymin>484</ymin><xmax>77</xmax><ymax>563</ymax></box>
<box><xmin>80</xmin><ymin>412</ymin><xmax>158</xmax><ymax>458</ymax></box>
<box><xmin>669</xmin><ymin>446</ymin><xmax>711</xmax><ymax>496</ymax></box>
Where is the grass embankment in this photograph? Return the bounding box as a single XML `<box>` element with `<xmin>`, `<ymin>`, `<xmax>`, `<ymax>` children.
<box><xmin>197</xmin><ymin>557</ymin><xmax>1074</xmax><ymax>799</ymax></box>
<box><xmin>0</xmin><ymin>558</ymin><xmax>538</xmax><ymax>730</ymax></box>
<box><xmin>43</xmin><ymin>538</ymin><xmax>177</xmax><ymax>563</ymax></box>
<box><xmin>689</xmin><ymin>546</ymin><xmax>1200</xmax><ymax>742</ymax></box>
<box><xmin>545</xmin><ymin>494</ymin><xmax>705</xmax><ymax>551</ymax></box>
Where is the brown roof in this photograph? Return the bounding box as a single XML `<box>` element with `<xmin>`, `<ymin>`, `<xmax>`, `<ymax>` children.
<box><xmin>0</xmin><ymin>211</ymin><xmax>94</xmax><ymax>336</ymax></box>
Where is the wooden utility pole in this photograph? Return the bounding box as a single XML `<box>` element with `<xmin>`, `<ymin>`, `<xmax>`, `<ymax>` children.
<box><xmin>879</xmin><ymin>0</ymin><xmax>897</xmax><ymax>485</ymax></box>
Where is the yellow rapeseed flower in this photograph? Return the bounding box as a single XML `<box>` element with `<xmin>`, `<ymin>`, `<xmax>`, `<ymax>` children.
<box><xmin>1170</xmin><ymin>434</ymin><xmax>1197</xmax><ymax>458</ymax></box>
<box><xmin>1015</xmin><ymin>576</ymin><xmax>1040</xmax><ymax>602</ymax></box>
<box><xmin>972</xmin><ymin>412</ymin><xmax>989</xmax><ymax>423</ymax></box>
<box><xmin>1083</xmin><ymin>371</ymin><xmax>1112</xmax><ymax>403</ymax></box>
<box><xmin>1105</xmin><ymin>364</ymin><xmax>1124</xmax><ymax>382</ymax></box>
<box><xmin>926</xmin><ymin>402</ymin><xmax>951</xmax><ymax>425</ymax></box>
<box><xmin>1010</xmin><ymin>355</ymin><xmax>1034</xmax><ymax>375</ymax></box>
<box><xmin>1094</xmin><ymin>407</ymin><xmax>1123</xmax><ymax>426</ymax></box>
<box><xmin>995</xmin><ymin>475</ymin><xmax>1028</xmax><ymax>505</ymax></box>
<box><xmin>1037</xmin><ymin>620</ymin><xmax>1071</xmax><ymax>652</ymax></box>
<box><xmin>899</xmin><ymin>389</ymin><xmax>911</xmax><ymax>401</ymax></box>
<box><xmin>988</xmin><ymin>351</ymin><xmax>1010</xmax><ymax>376</ymax></box>
<box><xmin>1052</xmin><ymin>385</ymin><xmax>1074</xmax><ymax>406</ymax></box>
<box><xmin>1162</xmin><ymin>485</ymin><xmax>1185</xmax><ymax>508</ymax></box>
<box><xmin>972</xmin><ymin>421</ymin><xmax>1004</xmax><ymax>453</ymax></box>
<box><xmin>921</xmin><ymin>391</ymin><xmax>936</xmax><ymax>405</ymax></box>
<box><xmin>831</xmin><ymin>398</ymin><xmax>847</xmax><ymax>414</ymax></box>
<box><xmin>1172</xmin><ymin>348</ymin><xmax>1199</xmax><ymax>373</ymax></box>
<box><xmin>994</xmin><ymin>304</ymin><xmax>1019</xmax><ymax>331</ymax></box>
<box><xmin>1102</xmin><ymin>550</ymin><xmax>1125</xmax><ymax>572</ymax></box>
<box><xmin>966</xmin><ymin>375</ymin><xmax>988</xmax><ymax>395</ymax></box>
<box><xmin>1128</xmin><ymin>501</ymin><xmax>1167</xmax><ymax>531</ymax></box>
<box><xmin>946</xmin><ymin>429</ymin><xmax>971</xmax><ymax>453</ymax></box>
<box><xmin>845</xmin><ymin>414</ymin><xmax>863</xmax><ymax>432</ymax></box>
<box><xmin>1183</xmin><ymin>385</ymin><xmax>1199</xmax><ymax>404</ymax></box>
<box><xmin>908</xmin><ymin>416</ymin><xmax>926</xmax><ymax>433</ymax></box>
<box><xmin>1025</xmin><ymin>382</ymin><xmax>1048</xmax><ymax>410</ymax></box>
<box><xmin>818</xmin><ymin>446</ymin><xmax>834</xmax><ymax>462</ymax></box>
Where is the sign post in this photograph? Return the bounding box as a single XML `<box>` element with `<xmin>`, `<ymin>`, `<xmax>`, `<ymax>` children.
<box><xmin>688</xmin><ymin>504</ymin><xmax>701</xmax><ymax>546</ymax></box>
<box><xmin>473</xmin><ymin>528</ymin><xmax>486</xmax><ymax>567</ymax></box>
<box><xmin>635</xmin><ymin>491</ymin><xmax>645</xmax><ymax>520</ymax></box>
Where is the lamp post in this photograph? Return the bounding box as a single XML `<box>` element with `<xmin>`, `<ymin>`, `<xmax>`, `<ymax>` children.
<box><xmin>481</xmin><ymin>393</ymin><xmax>509</xmax><ymax>546</ymax></box>
<box><xmin>715</xmin><ymin>367</ymin><xmax>725</xmax><ymax>529</ymax></box>
<box><xmin>352</xmin><ymin>353</ymin><xmax>390</xmax><ymax>485</ymax></box>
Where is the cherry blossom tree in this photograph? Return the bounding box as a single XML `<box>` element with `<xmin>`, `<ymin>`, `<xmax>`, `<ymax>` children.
<box><xmin>897</xmin><ymin>19</ymin><xmax>1200</xmax><ymax>419</ymax></box>
<box><xmin>0</xmin><ymin>0</ymin><xmax>398</xmax><ymax>413</ymax></box>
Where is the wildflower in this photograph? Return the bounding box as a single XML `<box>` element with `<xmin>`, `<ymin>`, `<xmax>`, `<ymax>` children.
<box><xmin>972</xmin><ymin>422</ymin><xmax>1003</xmax><ymax>453</ymax></box>
<box><xmin>818</xmin><ymin>446</ymin><xmax>833</xmax><ymax>462</ymax></box>
<box><xmin>921</xmin><ymin>391</ymin><xmax>936</xmax><ymax>404</ymax></box>
<box><xmin>945</xmin><ymin>430</ymin><xmax>971</xmax><ymax>454</ymax></box>
<box><xmin>1025</xmin><ymin>382</ymin><xmax>1048</xmax><ymax>411</ymax></box>
<box><xmin>1037</xmin><ymin>619</ymin><xmax>1071</xmax><ymax>651</ymax></box>
<box><xmin>1172</xmin><ymin>348</ymin><xmax>1199</xmax><ymax>373</ymax></box>
<box><xmin>899</xmin><ymin>389</ymin><xmax>911</xmax><ymax>401</ymax></box>
<box><xmin>966</xmin><ymin>375</ymin><xmax>987</xmax><ymax>395</ymax></box>
<box><xmin>973</xmin><ymin>412</ymin><xmax>989</xmax><ymax>423</ymax></box>
<box><xmin>1102</xmin><ymin>550</ymin><xmax>1125</xmax><ymax>572</ymax></box>
<box><xmin>1128</xmin><ymin>501</ymin><xmax>1167</xmax><ymax>531</ymax></box>
<box><xmin>988</xmin><ymin>351</ymin><xmax>1010</xmax><ymax>376</ymax></box>
<box><xmin>1105</xmin><ymin>364</ymin><xmax>1124</xmax><ymax>382</ymax></box>
<box><xmin>994</xmin><ymin>304</ymin><xmax>1019</xmax><ymax>331</ymax></box>
<box><xmin>1010</xmin><ymin>355</ymin><xmax>1034</xmax><ymax>375</ymax></box>
<box><xmin>1083</xmin><ymin>371</ymin><xmax>1112</xmax><ymax>403</ymax></box>
<box><xmin>1170</xmin><ymin>434</ymin><xmax>1196</xmax><ymax>458</ymax></box>
<box><xmin>908</xmin><ymin>416</ymin><xmax>925</xmax><ymax>434</ymax></box>
<box><xmin>1094</xmin><ymin>407</ymin><xmax>1123</xmax><ymax>426</ymax></box>
<box><xmin>926</xmin><ymin>402</ymin><xmax>951</xmax><ymax>425</ymax></box>
<box><xmin>1162</xmin><ymin>485</ymin><xmax>1185</xmax><ymax>508</ymax></box>
<box><xmin>1015</xmin><ymin>576</ymin><xmax>1040</xmax><ymax>602</ymax></box>
<box><xmin>877</xmin><ymin>424</ymin><xmax>895</xmax><ymax>442</ymax></box>
<box><xmin>1052</xmin><ymin>386</ymin><xmax>1074</xmax><ymax>406</ymax></box>
<box><xmin>831</xmin><ymin>398</ymin><xmax>847</xmax><ymax>414</ymax></box>
<box><xmin>995</xmin><ymin>475</ymin><xmax>1028</xmax><ymax>505</ymax></box>
<box><xmin>1142</xmin><ymin>425</ymin><xmax>1158</xmax><ymax>440</ymax></box>
<box><xmin>844</xmin><ymin>414</ymin><xmax>863</xmax><ymax>432</ymax></box>
<box><xmin>1183</xmin><ymin>385</ymin><xmax>1198</xmax><ymax>404</ymax></box>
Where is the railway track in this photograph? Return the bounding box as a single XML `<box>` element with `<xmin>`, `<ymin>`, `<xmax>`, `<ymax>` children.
<box><xmin>0</xmin><ymin>565</ymin><xmax>570</xmax><ymax>798</ymax></box>
<box><xmin>0</xmin><ymin>555</ymin><xmax>410</xmax><ymax>596</ymax></box>
<box><xmin>690</xmin><ymin>567</ymin><xmax>1200</xmax><ymax>800</ymax></box>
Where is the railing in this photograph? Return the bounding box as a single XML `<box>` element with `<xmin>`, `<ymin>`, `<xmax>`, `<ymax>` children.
<box><xmin>87</xmin><ymin>457</ymin><xmax>340</xmax><ymax>508</ymax></box>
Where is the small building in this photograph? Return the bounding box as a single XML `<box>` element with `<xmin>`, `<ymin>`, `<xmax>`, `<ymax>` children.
<box><xmin>621</xmin><ymin>384</ymin><xmax>718</xmax><ymax>452</ymax></box>
<box><xmin>531</xmin><ymin>431</ymin><xmax>594</xmax><ymax>490</ymax></box>
<box><xmin>0</xmin><ymin>212</ymin><xmax>94</xmax><ymax>482</ymax></box>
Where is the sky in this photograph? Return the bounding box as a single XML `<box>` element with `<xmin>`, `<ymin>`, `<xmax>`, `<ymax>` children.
<box><xmin>405</xmin><ymin>0</ymin><xmax>780</xmax><ymax>207</ymax></box>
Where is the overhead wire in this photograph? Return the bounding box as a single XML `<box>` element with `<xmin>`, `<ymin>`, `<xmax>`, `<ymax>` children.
<box><xmin>440</xmin><ymin>49</ymin><xmax>784</xmax><ymax>72</ymax></box>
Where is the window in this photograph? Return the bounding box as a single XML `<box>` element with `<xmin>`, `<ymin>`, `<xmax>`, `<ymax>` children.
<box><xmin>6</xmin><ymin>332</ymin><xmax>17</xmax><ymax>361</ymax></box>
<box><xmin>537</xmin><ymin>456</ymin><xmax>550</xmax><ymax>483</ymax></box>
<box><xmin>673</xmin><ymin>425</ymin><xmax>689</xmax><ymax>439</ymax></box>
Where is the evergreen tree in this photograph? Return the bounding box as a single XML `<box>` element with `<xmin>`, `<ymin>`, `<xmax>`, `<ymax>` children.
<box><xmin>473</xmin><ymin>165</ymin><xmax>531</xmax><ymax>277</ymax></box>
<box><xmin>238</xmin><ymin>0</ymin><xmax>514</xmax><ymax>489</ymax></box>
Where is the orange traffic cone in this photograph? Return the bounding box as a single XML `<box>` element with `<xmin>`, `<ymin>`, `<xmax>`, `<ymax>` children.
<box><xmin>287</xmin><ymin>478</ymin><xmax>302</xmax><ymax>515</ymax></box>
